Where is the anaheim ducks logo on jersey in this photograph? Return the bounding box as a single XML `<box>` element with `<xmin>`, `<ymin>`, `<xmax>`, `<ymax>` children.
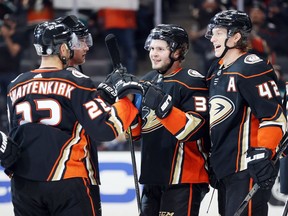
<box><xmin>187</xmin><ymin>69</ymin><xmax>205</xmax><ymax>78</ymax></box>
<box><xmin>209</xmin><ymin>95</ymin><xmax>235</xmax><ymax>128</ymax></box>
<box><xmin>141</xmin><ymin>106</ymin><xmax>163</xmax><ymax>133</ymax></box>
<box><xmin>244</xmin><ymin>54</ymin><xmax>263</xmax><ymax>64</ymax></box>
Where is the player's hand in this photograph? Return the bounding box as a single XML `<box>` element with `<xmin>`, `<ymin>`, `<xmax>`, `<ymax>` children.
<box><xmin>126</xmin><ymin>93</ymin><xmax>134</xmax><ymax>102</ymax></box>
<box><xmin>97</xmin><ymin>77</ymin><xmax>117</xmax><ymax>105</ymax></box>
<box><xmin>109</xmin><ymin>68</ymin><xmax>143</xmax><ymax>99</ymax></box>
<box><xmin>247</xmin><ymin>148</ymin><xmax>279</xmax><ymax>190</ymax></box>
<box><xmin>142</xmin><ymin>82</ymin><xmax>173</xmax><ymax>119</ymax></box>
<box><xmin>0</xmin><ymin>131</ymin><xmax>21</xmax><ymax>168</ymax></box>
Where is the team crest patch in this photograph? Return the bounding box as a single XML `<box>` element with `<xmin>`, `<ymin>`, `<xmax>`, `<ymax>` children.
<box><xmin>209</xmin><ymin>95</ymin><xmax>235</xmax><ymax>128</ymax></box>
<box><xmin>72</xmin><ymin>70</ymin><xmax>89</xmax><ymax>78</ymax></box>
<box><xmin>244</xmin><ymin>54</ymin><xmax>263</xmax><ymax>64</ymax></box>
<box><xmin>187</xmin><ymin>69</ymin><xmax>204</xmax><ymax>78</ymax></box>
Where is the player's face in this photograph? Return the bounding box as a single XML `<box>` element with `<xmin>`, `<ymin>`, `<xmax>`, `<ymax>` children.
<box><xmin>71</xmin><ymin>38</ymin><xmax>89</xmax><ymax>65</ymax></box>
<box><xmin>210</xmin><ymin>27</ymin><xmax>229</xmax><ymax>58</ymax></box>
<box><xmin>149</xmin><ymin>40</ymin><xmax>171</xmax><ymax>70</ymax></box>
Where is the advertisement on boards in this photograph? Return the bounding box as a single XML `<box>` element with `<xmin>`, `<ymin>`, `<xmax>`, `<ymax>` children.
<box><xmin>0</xmin><ymin>152</ymin><xmax>287</xmax><ymax>216</ymax></box>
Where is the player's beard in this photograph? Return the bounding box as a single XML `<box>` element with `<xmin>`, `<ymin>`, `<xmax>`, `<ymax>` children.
<box><xmin>151</xmin><ymin>59</ymin><xmax>171</xmax><ymax>73</ymax></box>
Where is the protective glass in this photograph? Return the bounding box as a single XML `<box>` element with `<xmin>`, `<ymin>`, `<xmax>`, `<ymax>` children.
<box><xmin>67</xmin><ymin>33</ymin><xmax>80</xmax><ymax>50</ymax></box>
<box><xmin>71</xmin><ymin>33</ymin><xmax>93</xmax><ymax>49</ymax></box>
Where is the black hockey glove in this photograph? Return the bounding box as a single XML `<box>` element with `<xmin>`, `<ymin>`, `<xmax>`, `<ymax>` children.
<box><xmin>97</xmin><ymin>78</ymin><xmax>117</xmax><ymax>105</ymax></box>
<box><xmin>109</xmin><ymin>68</ymin><xmax>143</xmax><ymax>99</ymax></box>
<box><xmin>142</xmin><ymin>82</ymin><xmax>173</xmax><ymax>119</ymax></box>
<box><xmin>0</xmin><ymin>131</ymin><xmax>21</xmax><ymax>168</ymax></box>
<box><xmin>247</xmin><ymin>148</ymin><xmax>279</xmax><ymax>190</ymax></box>
<box><xmin>108</xmin><ymin>68</ymin><xmax>143</xmax><ymax>110</ymax></box>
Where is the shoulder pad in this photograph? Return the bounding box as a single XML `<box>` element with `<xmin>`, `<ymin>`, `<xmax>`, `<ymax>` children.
<box><xmin>236</xmin><ymin>53</ymin><xmax>273</xmax><ymax>77</ymax></box>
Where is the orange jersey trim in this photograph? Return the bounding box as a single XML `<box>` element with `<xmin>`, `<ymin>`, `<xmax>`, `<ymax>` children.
<box><xmin>160</xmin><ymin>107</ymin><xmax>186</xmax><ymax>135</ymax></box>
<box><xmin>112</xmin><ymin>97</ymin><xmax>138</xmax><ymax>131</ymax></box>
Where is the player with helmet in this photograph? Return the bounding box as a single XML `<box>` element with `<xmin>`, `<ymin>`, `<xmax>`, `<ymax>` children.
<box><xmin>56</xmin><ymin>15</ymin><xmax>93</xmax><ymax>72</ymax></box>
<box><xmin>132</xmin><ymin>24</ymin><xmax>210</xmax><ymax>215</ymax></box>
<box><xmin>5</xmin><ymin>18</ymin><xmax>142</xmax><ymax>216</ymax></box>
<box><xmin>205</xmin><ymin>10</ymin><xmax>286</xmax><ymax>216</ymax></box>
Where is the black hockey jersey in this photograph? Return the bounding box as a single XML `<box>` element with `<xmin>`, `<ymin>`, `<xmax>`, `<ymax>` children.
<box><xmin>6</xmin><ymin>68</ymin><xmax>138</xmax><ymax>183</ymax></box>
<box><xmin>137</xmin><ymin>68</ymin><xmax>210</xmax><ymax>185</ymax></box>
<box><xmin>207</xmin><ymin>53</ymin><xmax>286</xmax><ymax>179</ymax></box>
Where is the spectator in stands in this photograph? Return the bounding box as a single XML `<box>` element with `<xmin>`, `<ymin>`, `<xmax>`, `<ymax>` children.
<box><xmin>265</xmin><ymin>0</ymin><xmax>288</xmax><ymax>57</ymax></box>
<box><xmin>97</xmin><ymin>8</ymin><xmax>137</xmax><ymax>74</ymax></box>
<box><xmin>189</xmin><ymin>0</ymin><xmax>221</xmax><ymax>73</ymax></box>
<box><xmin>136</xmin><ymin>0</ymin><xmax>154</xmax><ymax>60</ymax></box>
<box><xmin>26</xmin><ymin>0</ymin><xmax>54</xmax><ymax>25</ymax></box>
<box><xmin>0</xmin><ymin>1</ymin><xmax>29</xmax><ymax>132</ymax></box>
<box><xmin>248</xmin><ymin>5</ymin><xmax>273</xmax><ymax>62</ymax></box>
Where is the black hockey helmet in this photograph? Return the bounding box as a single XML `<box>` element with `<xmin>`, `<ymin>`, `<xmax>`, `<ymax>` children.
<box><xmin>144</xmin><ymin>24</ymin><xmax>189</xmax><ymax>60</ymax></box>
<box><xmin>56</xmin><ymin>15</ymin><xmax>93</xmax><ymax>48</ymax></box>
<box><xmin>33</xmin><ymin>21</ymin><xmax>78</xmax><ymax>56</ymax></box>
<box><xmin>71</xmin><ymin>19</ymin><xmax>89</xmax><ymax>37</ymax></box>
<box><xmin>205</xmin><ymin>10</ymin><xmax>252</xmax><ymax>39</ymax></box>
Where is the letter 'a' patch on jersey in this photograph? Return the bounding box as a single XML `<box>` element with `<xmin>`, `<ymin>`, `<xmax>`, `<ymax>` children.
<box><xmin>244</xmin><ymin>54</ymin><xmax>263</xmax><ymax>64</ymax></box>
<box><xmin>209</xmin><ymin>95</ymin><xmax>235</xmax><ymax>128</ymax></box>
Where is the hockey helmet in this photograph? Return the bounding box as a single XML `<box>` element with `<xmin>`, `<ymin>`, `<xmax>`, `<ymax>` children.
<box><xmin>144</xmin><ymin>24</ymin><xmax>189</xmax><ymax>59</ymax></box>
<box><xmin>33</xmin><ymin>21</ymin><xmax>78</xmax><ymax>56</ymax></box>
<box><xmin>205</xmin><ymin>10</ymin><xmax>252</xmax><ymax>39</ymax></box>
<box><xmin>56</xmin><ymin>15</ymin><xmax>93</xmax><ymax>48</ymax></box>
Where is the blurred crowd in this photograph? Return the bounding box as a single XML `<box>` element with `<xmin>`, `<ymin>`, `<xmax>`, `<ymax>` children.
<box><xmin>0</xmin><ymin>0</ymin><xmax>287</xmax><ymax>151</ymax></box>
<box><xmin>0</xmin><ymin>0</ymin><xmax>156</xmax><ymax>135</ymax></box>
<box><xmin>189</xmin><ymin>0</ymin><xmax>288</xmax><ymax>78</ymax></box>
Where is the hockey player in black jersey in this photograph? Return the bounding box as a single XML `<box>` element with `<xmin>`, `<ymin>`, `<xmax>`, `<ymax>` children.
<box><xmin>0</xmin><ymin>131</ymin><xmax>20</xmax><ymax>168</ymax></box>
<box><xmin>5</xmin><ymin>19</ymin><xmax>143</xmax><ymax>216</ymax></box>
<box><xmin>205</xmin><ymin>10</ymin><xmax>287</xmax><ymax>216</ymax></box>
<box><xmin>132</xmin><ymin>24</ymin><xmax>210</xmax><ymax>216</ymax></box>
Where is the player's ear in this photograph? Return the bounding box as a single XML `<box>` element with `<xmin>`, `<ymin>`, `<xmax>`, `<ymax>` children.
<box><xmin>172</xmin><ymin>49</ymin><xmax>180</xmax><ymax>59</ymax></box>
<box><xmin>233</xmin><ymin>32</ymin><xmax>242</xmax><ymax>43</ymax></box>
<box><xmin>60</xmin><ymin>43</ymin><xmax>69</xmax><ymax>54</ymax></box>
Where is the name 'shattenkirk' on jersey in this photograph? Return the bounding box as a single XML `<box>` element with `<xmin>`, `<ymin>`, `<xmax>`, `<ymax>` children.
<box><xmin>9</xmin><ymin>80</ymin><xmax>76</xmax><ymax>105</ymax></box>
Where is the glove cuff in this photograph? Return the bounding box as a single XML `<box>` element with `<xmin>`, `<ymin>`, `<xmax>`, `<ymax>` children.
<box><xmin>247</xmin><ymin>147</ymin><xmax>272</xmax><ymax>164</ymax></box>
<box><xmin>155</xmin><ymin>94</ymin><xmax>173</xmax><ymax>119</ymax></box>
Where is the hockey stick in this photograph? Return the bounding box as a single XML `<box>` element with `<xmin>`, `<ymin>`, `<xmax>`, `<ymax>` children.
<box><xmin>282</xmin><ymin>199</ymin><xmax>288</xmax><ymax>216</ymax></box>
<box><xmin>105</xmin><ymin>34</ymin><xmax>142</xmax><ymax>214</ymax></box>
<box><xmin>234</xmin><ymin>132</ymin><xmax>288</xmax><ymax>216</ymax></box>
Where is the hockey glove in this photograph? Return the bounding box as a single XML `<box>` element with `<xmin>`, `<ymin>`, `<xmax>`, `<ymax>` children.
<box><xmin>97</xmin><ymin>78</ymin><xmax>117</xmax><ymax>105</ymax></box>
<box><xmin>142</xmin><ymin>82</ymin><xmax>173</xmax><ymax>119</ymax></box>
<box><xmin>0</xmin><ymin>131</ymin><xmax>21</xmax><ymax>168</ymax></box>
<box><xmin>109</xmin><ymin>68</ymin><xmax>143</xmax><ymax>99</ymax></box>
<box><xmin>247</xmin><ymin>148</ymin><xmax>279</xmax><ymax>190</ymax></box>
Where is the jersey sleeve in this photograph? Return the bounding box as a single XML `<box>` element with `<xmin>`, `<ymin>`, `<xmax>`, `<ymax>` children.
<box><xmin>159</xmin><ymin>75</ymin><xmax>209</xmax><ymax>142</ymax></box>
<box><xmin>238</xmin><ymin>58</ymin><xmax>286</xmax><ymax>151</ymax></box>
<box><xmin>70</xmin><ymin>76</ymin><xmax>138</xmax><ymax>142</ymax></box>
